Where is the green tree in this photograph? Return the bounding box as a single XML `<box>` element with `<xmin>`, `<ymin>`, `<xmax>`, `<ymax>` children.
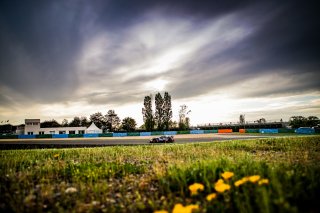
<box><xmin>105</xmin><ymin>110</ymin><xmax>120</xmax><ymax>132</ymax></box>
<box><xmin>90</xmin><ymin>112</ymin><xmax>106</xmax><ymax>129</ymax></box>
<box><xmin>256</xmin><ymin>118</ymin><xmax>266</xmax><ymax>123</ymax></box>
<box><xmin>40</xmin><ymin>119</ymin><xmax>61</xmax><ymax>128</ymax></box>
<box><xmin>289</xmin><ymin>116</ymin><xmax>307</xmax><ymax>128</ymax></box>
<box><xmin>80</xmin><ymin>116</ymin><xmax>90</xmax><ymax>127</ymax></box>
<box><xmin>169</xmin><ymin>120</ymin><xmax>178</xmax><ymax>129</ymax></box>
<box><xmin>239</xmin><ymin>114</ymin><xmax>245</xmax><ymax>124</ymax></box>
<box><xmin>163</xmin><ymin>92</ymin><xmax>172</xmax><ymax>130</ymax></box>
<box><xmin>121</xmin><ymin>117</ymin><xmax>137</xmax><ymax>132</ymax></box>
<box><xmin>155</xmin><ymin>92</ymin><xmax>165</xmax><ymax>130</ymax></box>
<box><xmin>142</xmin><ymin>95</ymin><xmax>154</xmax><ymax>131</ymax></box>
<box><xmin>306</xmin><ymin>116</ymin><xmax>319</xmax><ymax>127</ymax></box>
<box><xmin>61</xmin><ymin>119</ymin><xmax>69</xmax><ymax>127</ymax></box>
<box><xmin>69</xmin><ymin>117</ymin><xmax>81</xmax><ymax>127</ymax></box>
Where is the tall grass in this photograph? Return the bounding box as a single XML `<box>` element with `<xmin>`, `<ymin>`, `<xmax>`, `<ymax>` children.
<box><xmin>0</xmin><ymin>136</ymin><xmax>319</xmax><ymax>212</ymax></box>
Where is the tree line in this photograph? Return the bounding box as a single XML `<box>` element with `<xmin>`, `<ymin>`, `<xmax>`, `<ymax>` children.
<box><xmin>40</xmin><ymin>110</ymin><xmax>137</xmax><ymax>132</ymax></box>
<box><xmin>289</xmin><ymin>116</ymin><xmax>319</xmax><ymax>128</ymax></box>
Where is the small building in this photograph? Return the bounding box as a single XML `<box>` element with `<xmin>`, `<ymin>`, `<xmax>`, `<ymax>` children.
<box><xmin>24</xmin><ymin>119</ymin><xmax>87</xmax><ymax>135</ymax></box>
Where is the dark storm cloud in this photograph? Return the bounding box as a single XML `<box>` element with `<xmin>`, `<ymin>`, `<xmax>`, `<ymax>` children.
<box><xmin>163</xmin><ymin>1</ymin><xmax>320</xmax><ymax>99</ymax></box>
<box><xmin>0</xmin><ymin>0</ymin><xmax>319</xmax><ymax>107</ymax></box>
<box><xmin>0</xmin><ymin>0</ymin><xmax>87</xmax><ymax>103</ymax></box>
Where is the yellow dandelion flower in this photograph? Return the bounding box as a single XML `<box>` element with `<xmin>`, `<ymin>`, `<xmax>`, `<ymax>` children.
<box><xmin>154</xmin><ymin>210</ymin><xmax>169</xmax><ymax>213</ymax></box>
<box><xmin>214</xmin><ymin>179</ymin><xmax>231</xmax><ymax>193</ymax></box>
<box><xmin>242</xmin><ymin>177</ymin><xmax>249</xmax><ymax>182</ymax></box>
<box><xmin>188</xmin><ymin>183</ymin><xmax>204</xmax><ymax>195</ymax></box>
<box><xmin>53</xmin><ymin>154</ymin><xmax>59</xmax><ymax>158</ymax></box>
<box><xmin>258</xmin><ymin>179</ymin><xmax>269</xmax><ymax>185</ymax></box>
<box><xmin>234</xmin><ymin>179</ymin><xmax>245</xmax><ymax>187</ymax></box>
<box><xmin>221</xmin><ymin>171</ymin><xmax>234</xmax><ymax>180</ymax></box>
<box><xmin>206</xmin><ymin>193</ymin><xmax>217</xmax><ymax>201</ymax></box>
<box><xmin>249</xmin><ymin>175</ymin><xmax>260</xmax><ymax>183</ymax></box>
<box><xmin>216</xmin><ymin>179</ymin><xmax>224</xmax><ymax>184</ymax></box>
<box><xmin>172</xmin><ymin>203</ymin><xmax>199</xmax><ymax>213</ymax></box>
<box><xmin>186</xmin><ymin>204</ymin><xmax>199</xmax><ymax>212</ymax></box>
<box><xmin>215</xmin><ymin>183</ymin><xmax>231</xmax><ymax>193</ymax></box>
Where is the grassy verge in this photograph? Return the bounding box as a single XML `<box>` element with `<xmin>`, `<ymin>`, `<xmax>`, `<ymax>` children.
<box><xmin>1</xmin><ymin>136</ymin><xmax>320</xmax><ymax>212</ymax></box>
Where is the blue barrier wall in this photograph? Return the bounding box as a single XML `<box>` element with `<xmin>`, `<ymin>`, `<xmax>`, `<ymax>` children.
<box><xmin>295</xmin><ymin>128</ymin><xmax>315</xmax><ymax>134</ymax></box>
<box><xmin>19</xmin><ymin>135</ymin><xmax>36</xmax><ymax>139</ymax></box>
<box><xmin>140</xmin><ymin>132</ymin><xmax>151</xmax><ymax>136</ymax></box>
<box><xmin>83</xmin><ymin>133</ymin><xmax>99</xmax><ymax>138</ymax></box>
<box><xmin>52</xmin><ymin>134</ymin><xmax>68</xmax><ymax>138</ymax></box>
<box><xmin>190</xmin><ymin>130</ymin><xmax>205</xmax><ymax>134</ymax></box>
<box><xmin>259</xmin><ymin>129</ymin><xmax>279</xmax><ymax>134</ymax></box>
<box><xmin>163</xmin><ymin>131</ymin><xmax>177</xmax><ymax>135</ymax></box>
<box><xmin>113</xmin><ymin>133</ymin><xmax>128</xmax><ymax>137</ymax></box>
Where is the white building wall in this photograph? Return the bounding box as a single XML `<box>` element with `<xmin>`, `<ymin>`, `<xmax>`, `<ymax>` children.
<box><xmin>40</xmin><ymin>127</ymin><xmax>87</xmax><ymax>135</ymax></box>
<box><xmin>24</xmin><ymin>119</ymin><xmax>41</xmax><ymax>135</ymax></box>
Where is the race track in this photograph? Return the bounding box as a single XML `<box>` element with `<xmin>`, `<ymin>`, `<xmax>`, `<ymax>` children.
<box><xmin>0</xmin><ymin>133</ymin><xmax>277</xmax><ymax>149</ymax></box>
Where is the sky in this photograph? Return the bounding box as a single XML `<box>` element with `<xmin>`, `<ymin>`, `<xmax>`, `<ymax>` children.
<box><xmin>0</xmin><ymin>0</ymin><xmax>319</xmax><ymax>126</ymax></box>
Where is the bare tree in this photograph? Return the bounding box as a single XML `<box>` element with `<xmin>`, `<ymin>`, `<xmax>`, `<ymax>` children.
<box><xmin>179</xmin><ymin>105</ymin><xmax>191</xmax><ymax>130</ymax></box>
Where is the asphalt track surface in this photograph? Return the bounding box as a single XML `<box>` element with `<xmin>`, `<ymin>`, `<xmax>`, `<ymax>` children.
<box><xmin>0</xmin><ymin>134</ymin><xmax>278</xmax><ymax>149</ymax></box>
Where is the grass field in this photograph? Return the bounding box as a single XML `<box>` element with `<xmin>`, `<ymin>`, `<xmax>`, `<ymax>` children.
<box><xmin>1</xmin><ymin>136</ymin><xmax>320</xmax><ymax>212</ymax></box>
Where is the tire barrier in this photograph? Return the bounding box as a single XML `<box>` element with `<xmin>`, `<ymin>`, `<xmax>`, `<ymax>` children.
<box><xmin>18</xmin><ymin>135</ymin><xmax>36</xmax><ymax>139</ymax></box>
<box><xmin>127</xmin><ymin>132</ymin><xmax>140</xmax><ymax>136</ymax></box>
<box><xmin>245</xmin><ymin>129</ymin><xmax>260</xmax><ymax>133</ymax></box>
<box><xmin>239</xmin><ymin>129</ymin><xmax>246</xmax><ymax>133</ymax></box>
<box><xmin>204</xmin><ymin>130</ymin><xmax>218</xmax><ymax>133</ymax></box>
<box><xmin>278</xmin><ymin>128</ymin><xmax>296</xmax><ymax>133</ymax></box>
<box><xmin>151</xmin><ymin>131</ymin><xmax>164</xmax><ymax>136</ymax></box>
<box><xmin>36</xmin><ymin>134</ymin><xmax>52</xmax><ymax>138</ymax></box>
<box><xmin>218</xmin><ymin>129</ymin><xmax>233</xmax><ymax>133</ymax></box>
<box><xmin>177</xmin><ymin>131</ymin><xmax>190</xmax><ymax>134</ymax></box>
<box><xmin>99</xmin><ymin>133</ymin><xmax>113</xmax><ymax>137</ymax></box>
<box><xmin>190</xmin><ymin>130</ymin><xmax>205</xmax><ymax>134</ymax></box>
<box><xmin>68</xmin><ymin>134</ymin><xmax>84</xmax><ymax>138</ymax></box>
<box><xmin>0</xmin><ymin>135</ymin><xmax>18</xmax><ymax>139</ymax></box>
<box><xmin>140</xmin><ymin>132</ymin><xmax>151</xmax><ymax>136</ymax></box>
<box><xmin>259</xmin><ymin>129</ymin><xmax>279</xmax><ymax>134</ymax></box>
<box><xmin>113</xmin><ymin>133</ymin><xmax>127</xmax><ymax>137</ymax></box>
<box><xmin>295</xmin><ymin>127</ymin><xmax>315</xmax><ymax>134</ymax></box>
<box><xmin>83</xmin><ymin>133</ymin><xmax>99</xmax><ymax>138</ymax></box>
<box><xmin>52</xmin><ymin>134</ymin><xmax>68</xmax><ymax>138</ymax></box>
<box><xmin>163</xmin><ymin>131</ymin><xmax>177</xmax><ymax>135</ymax></box>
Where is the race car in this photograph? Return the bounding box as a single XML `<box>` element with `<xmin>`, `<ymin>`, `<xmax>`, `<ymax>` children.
<box><xmin>149</xmin><ymin>135</ymin><xmax>175</xmax><ymax>143</ymax></box>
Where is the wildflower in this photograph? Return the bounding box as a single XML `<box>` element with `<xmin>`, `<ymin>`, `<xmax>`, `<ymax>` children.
<box><xmin>154</xmin><ymin>210</ymin><xmax>169</xmax><ymax>213</ymax></box>
<box><xmin>53</xmin><ymin>154</ymin><xmax>59</xmax><ymax>158</ymax></box>
<box><xmin>258</xmin><ymin>179</ymin><xmax>269</xmax><ymax>185</ymax></box>
<box><xmin>206</xmin><ymin>193</ymin><xmax>217</xmax><ymax>201</ymax></box>
<box><xmin>214</xmin><ymin>179</ymin><xmax>231</xmax><ymax>193</ymax></box>
<box><xmin>216</xmin><ymin>179</ymin><xmax>224</xmax><ymax>184</ymax></box>
<box><xmin>234</xmin><ymin>177</ymin><xmax>249</xmax><ymax>187</ymax></box>
<box><xmin>234</xmin><ymin>179</ymin><xmax>245</xmax><ymax>187</ymax></box>
<box><xmin>221</xmin><ymin>171</ymin><xmax>234</xmax><ymax>180</ymax></box>
<box><xmin>65</xmin><ymin>187</ymin><xmax>77</xmax><ymax>194</ymax></box>
<box><xmin>249</xmin><ymin>175</ymin><xmax>261</xmax><ymax>183</ymax></box>
<box><xmin>172</xmin><ymin>203</ymin><xmax>199</xmax><ymax>213</ymax></box>
<box><xmin>188</xmin><ymin>183</ymin><xmax>204</xmax><ymax>195</ymax></box>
